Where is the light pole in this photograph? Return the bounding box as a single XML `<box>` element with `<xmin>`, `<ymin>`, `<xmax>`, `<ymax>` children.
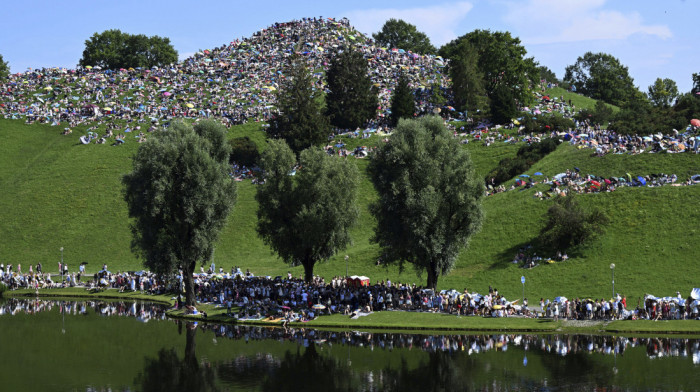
<box><xmin>610</xmin><ymin>263</ymin><xmax>615</xmax><ymax>299</ymax></box>
<box><xmin>60</xmin><ymin>247</ymin><xmax>64</xmax><ymax>278</ymax></box>
<box><xmin>345</xmin><ymin>255</ymin><xmax>349</xmax><ymax>277</ymax></box>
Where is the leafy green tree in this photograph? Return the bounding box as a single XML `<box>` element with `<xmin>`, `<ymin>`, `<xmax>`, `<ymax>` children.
<box><xmin>611</xmin><ymin>91</ymin><xmax>686</xmax><ymax>135</ymax></box>
<box><xmin>256</xmin><ymin>140</ymin><xmax>359</xmax><ymax>282</ymax></box>
<box><xmin>489</xmin><ymin>84</ymin><xmax>517</xmax><ymax>125</ymax></box>
<box><xmin>229</xmin><ymin>136</ymin><xmax>259</xmax><ymax>167</ymax></box>
<box><xmin>674</xmin><ymin>92</ymin><xmax>700</xmax><ymax>122</ymax></box>
<box><xmin>440</xmin><ymin>30</ymin><xmax>536</xmax><ymax>108</ymax></box>
<box><xmin>79</xmin><ymin>29</ymin><xmax>178</xmax><ymax>70</ymax></box>
<box><xmin>448</xmin><ymin>41</ymin><xmax>487</xmax><ymax>116</ymax></box>
<box><xmin>325</xmin><ymin>50</ymin><xmax>378</xmax><ymax>130</ymax></box>
<box><xmin>123</xmin><ymin>120</ymin><xmax>237</xmax><ymax>306</ymax></box>
<box><xmin>647</xmin><ymin>77</ymin><xmax>679</xmax><ymax>108</ymax></box>
<box><xmin>575</xmin><ymin>100</ymin><xmax>614</xmax><ymax>126</ymax></box>
<box><xmin>390</xmin><ymin>73</ymin><xmax>415</xmax><ymax>126</ymax></box>
<box><xmin>368</xmin><ymin>116</ymin><xmax>484</xmax><ymax>289</ymax></box>
<box><xmin>540</xmin><ymin>196</ymin><xmax>608</xmax><ymax>252</ymax></box>
<box><xmin>537</xmin><ymin>64</ymin><xmax>559</xmax><ymax>84</ymax></box>
<box><xmin>0</xmin><ymin>54</ymin><xmax>9</xmax><ymax>80</ymax></box>
<box><xmin>268</xmin><ymin>58</ymin><xmax>330</xmax><ymax>154</ymax></box>
<box><xmin>691</xmin><ymin>73</ymin><xmax>700</xmax><ymax>95</ymax></box>
<box><xmin>428</xmin><ymin>81</ymin><xmax>447</xmax><ymax>108</ymax></box>
<box><xmin>372</xmin><ymin>18</ymin><xmax>436</xmax><ymax>54</ymax></box>
<box><xmin>564</xmin><ymin>52</ymin><xmax>639</xmax><ymax>106</ymax></box>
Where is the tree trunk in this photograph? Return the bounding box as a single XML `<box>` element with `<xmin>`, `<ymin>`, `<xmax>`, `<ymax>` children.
<box><xmin>303</xmin><ymin>260</ymin><xmax>315</xmax><ymax>283</ymax></box>
<box><xmin>182</xmin><ymin>262</ymin><xmax>196</xmax><ymax>306</ymax></box>
<box><xmin>427</xmin><ymin>261</ymin><xmax>438</xmax><ymax>290</ymax></box>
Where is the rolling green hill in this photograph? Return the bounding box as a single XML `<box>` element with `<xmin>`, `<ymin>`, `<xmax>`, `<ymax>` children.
<box><xmin>1</xmin><ymin>117</ymin><xmax>699</xmax><ymax>304</ymax></box>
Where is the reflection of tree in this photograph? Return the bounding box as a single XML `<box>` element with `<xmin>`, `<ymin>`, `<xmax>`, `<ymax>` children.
<box><xmin>261</xmin><ymin>343</ymin><xmax>354</xmax><ymax>392</ymax></box>
<box><xmin>136</xmin><ymin>325</ymin><xmax>218</xmax><ymax>392</ymax></box>
<box><xmin>378</xmin><ymin>352</ymin><xmax>473</xmax><ymax>391</ymax></box>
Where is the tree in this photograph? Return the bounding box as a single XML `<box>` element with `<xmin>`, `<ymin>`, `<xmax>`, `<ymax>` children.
<box><xmin>372</xmin><ymin>19</ymin><xmax>436</xmax><ymax>54</ymax></box>
<box><xmin>325</xmin><ymin>49</ymin><xmax>378</xmax><ymax>130</ymax></box>
<box><xmin>489</xmin><ymin>84</ymin><xmax>517</xmax><ymax>125</ymax></box>
<box><xmin>368</xmin><ymin>116</ymin><xmax>484</xmax><ymax>289</ymax></box>
<box><xmin>123</xmin><ymin>120</ymin><xmax>237</xmax><ymax>306</ymax></box>
<box><xmin>448</xmin><ymin>41</ymin><xmax>488</xmax><ymax>116</ymax></box>
<box><xmin>79</xmin><ymin>29</ymin><xmax>178</xmax><ymax>70</ymax></box>
<box><xmin>256</xmin><ymin>140</ymin><xmax>359</xmax><ymax>282</ymax></box>
<box><xmin>540</xmin><ymin>196</ymin><xmax>608</xmax><ymax>252</ymax></box>
<box><xmin>647</xmin><ymin>78</ymin><xmax>679</xmax><ymax>108</ymax></box>
<box><xmin>537</xmin><ymin>64</ymin><xmax>559</xmax><ymax>84</ymax></box>
<box><xmin>564</xmin><ymin>52</ymin><xmax>639</xmax><ymax>106</ymax></box>
<box><xmin>692</xmin><ymin>73</ymin><xmax>700</xmax><ymax>95</ymax></box>
<box><xmin>575</xmin><ymin>100</ymin><xmax>614</xmax><ymax>126</ymax></box>
<box><xmin>611</xmin><ymin>91</ymin><xmax>686</xmax><ymax>135</ymax></box>
<box><xmin>428</xmin><ymin>81</ymin><xmax>447</xmax><ymax>108</ymax></box>
<box><xmin>229</xmin><ymin>137</ymin><xmax>259</xmax><ymax>167</ymax></box>
<box><xmin>268</xmin><ymin>57</ymin><xmax>330</xmax><ymax>154</ymax></box>
<box><xmin>440</xmin><ymin>30</ymin><xmax>536</xmax><ymax>108</ymax></box>
<box><xmin>0</xmin><ymin>54</ymin><xmax>9</xmax><ymax>80</ymax></box>
<box><xmin>390</xmin><ymin>73</ymin><xmax>415</xmax><ymax>126</ymax></box>
<box><xmin>674</xmin><ymin>92</ymin><xmax>700</xmax><ymax>122</ymax></box>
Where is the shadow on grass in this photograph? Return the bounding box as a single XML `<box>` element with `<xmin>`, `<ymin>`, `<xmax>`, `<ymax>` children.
<box><xmin>488</xmin><ymin>235</ymin><xmax>587</xmax><ymax>272</ymax></box>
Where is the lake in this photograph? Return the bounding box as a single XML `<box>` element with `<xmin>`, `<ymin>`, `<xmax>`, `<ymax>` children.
<box><xmin>1</xmin><ymin>298</ymin><xmax>698</xmax><ymax>391</ymax></box>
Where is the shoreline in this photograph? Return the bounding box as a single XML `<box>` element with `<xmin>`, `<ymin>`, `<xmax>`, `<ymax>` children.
<box><xmin>5</xmin><ymin>288</ymin><xmax>700</xmax><ymax>336</ymax></box>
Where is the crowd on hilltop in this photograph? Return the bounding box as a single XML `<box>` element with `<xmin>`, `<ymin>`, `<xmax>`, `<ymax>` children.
<box><xmin>2</xmin><ymin>16</ymin><xmax>697</xmax><ymax>159</ymax></box>
<box><xmin>0</xmin><ymin>17</ymin><xmax>449</xmax><ymax>140</ymax></box>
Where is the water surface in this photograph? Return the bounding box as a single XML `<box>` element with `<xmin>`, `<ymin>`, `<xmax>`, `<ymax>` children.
<box><xmin>1</xmin><ymin>298</ymin><xmax>698</xmax><ymax>391</ymax></box>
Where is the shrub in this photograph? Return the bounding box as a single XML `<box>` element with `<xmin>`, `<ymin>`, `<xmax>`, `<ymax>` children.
<box><xmin>229</xmin><ymin>137</ymin><xmax>259</xmax><ymax>167</ymax></box>
<box><xmin>485</xmin><ymin>138</ymin><xmax>561</xmax><ymax>185</ymax></box>
<box><xmin>540</xmin><ymin>196</ymin><xmax>609</xmax><ymax>251</ymax></box>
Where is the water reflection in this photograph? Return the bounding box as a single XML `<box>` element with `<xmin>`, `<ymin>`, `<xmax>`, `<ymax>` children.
<box><xmin>2</xmin><ymin>298</ymin><xmax>699</xmax><ymax>391</ymax></box>
<box><xmin>136</xmin><ymin>325</ymin><xmax>218</xmax><ymax>392</ymax></box>
<box><xmin>194</xmin><ymin>322</ymin><xmax>700</xmax><ymax>364</ymax></box>
<box><xmin>0</xmin><ymin>297</ymin><xmax>167</xmax><ymax>321</ymax></box>
<box><xmin>2</xmin><ymin>298</ymin><xmax>699</xmax><ymax>364</ymax></box>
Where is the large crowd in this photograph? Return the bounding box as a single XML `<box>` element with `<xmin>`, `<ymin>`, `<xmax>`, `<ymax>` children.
<box><xmin>2</xmin><ymin>261</ymin><xmax>699</xmax><ymax>323</ymax></box>
<box><xmin>0</xmin><ymin>17</ymin><xmax>449</xmax><ymax>140</ymax></box>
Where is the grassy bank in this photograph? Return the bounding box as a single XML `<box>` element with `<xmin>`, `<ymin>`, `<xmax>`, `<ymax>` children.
<box><xmin>1</xmin><ymin>118</ymin><xmax>699</xmax><ymax>303</ymax></box>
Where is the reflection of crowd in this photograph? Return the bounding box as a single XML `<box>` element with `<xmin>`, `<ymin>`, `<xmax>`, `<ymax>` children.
<box><xmin>0</xmin><ymin>298</ymin><xmax>167</xmax><ymax>321</ymax></box>
<box><xmin>192</xmin><ymin>321</ymin><xmax>700</xmax><ymax>363</ymax></box>
<box><xmin>2</xmin><ymin>297</ymin><xmax>698</xmax><ymax>362</ymax></box>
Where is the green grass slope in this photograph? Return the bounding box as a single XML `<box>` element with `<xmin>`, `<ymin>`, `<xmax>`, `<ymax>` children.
<box><xmin>1</xmin><ymin>119</ymin><xmax>698</xmax><ymax>304</ymax></box>
<box><xmin>543</xmin><ymin>86</ymin><xmax>620</xmax><ymax>113</ymax></box>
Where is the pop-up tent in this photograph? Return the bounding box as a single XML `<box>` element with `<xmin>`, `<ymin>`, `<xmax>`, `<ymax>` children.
<box><xmin>346</xmin><ymin>275</ymin><xmax>370</xmax><ymax>287</ymax></box>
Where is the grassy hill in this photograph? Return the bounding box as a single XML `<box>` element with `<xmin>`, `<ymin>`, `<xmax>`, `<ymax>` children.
<box><xmin>544</xmin><ymin>86</ymin><xmax>620</xmax><ymax>113</ymax></box>
<box><xmin>2</xmin><ymin>117</ymin><xmax>699</xmax><ymax>304</ymax></box>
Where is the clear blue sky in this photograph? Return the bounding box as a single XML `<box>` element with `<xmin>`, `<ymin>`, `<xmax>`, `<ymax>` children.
<box><xmin>1</xmin><ymin>0</ymin><xmax>697</xmax><ymax>92</ymax></box>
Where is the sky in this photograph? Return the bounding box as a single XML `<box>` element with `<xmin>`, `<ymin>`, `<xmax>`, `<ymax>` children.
<box><xmin>1</xmin><ymin>0</ymin><xmax>697</xmax><ymax>92</ymax></box>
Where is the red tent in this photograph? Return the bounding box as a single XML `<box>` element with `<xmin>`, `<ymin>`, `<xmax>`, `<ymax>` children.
<box><xmin>346</xmin><ymin>276</ymin><xmax>370</xmax><ymax>287</ymax></box>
